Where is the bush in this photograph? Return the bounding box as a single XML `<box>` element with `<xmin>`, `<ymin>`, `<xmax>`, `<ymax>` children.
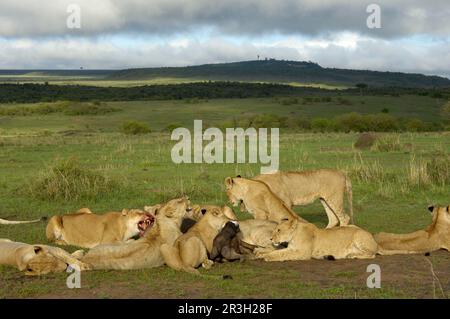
<box><xmin>121</xmin><ymin>120</ymin><xmax>151</xmax><ymax>135</ymax></box>
<box><xmin>354</xmin><ymin>133</ymin><xmax>377</xmax><ymax>150</ymax></box>
<box><xmin>311</xmin><ymin>118</ymin><xmax>334</xmax><ymax>132</ymax></box>
<box><xmin>27</xmin><ymin>158</ymin><xmax>119</xmax><ymax>201</ymax></box>
<box><xmin>163</xmin><ymin>122</ymin><xmax>183</xmax><ymax>132</ymax></box>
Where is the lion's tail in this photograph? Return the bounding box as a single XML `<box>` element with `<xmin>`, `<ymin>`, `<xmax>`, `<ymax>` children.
<box><xmin>345</xmin><ymin>176</ymin><xmax>354</xmax><ymax>224</ymax></box>
<box><xmin>160</xmin><ymin>243</ymin><xmax>199</xmax><ymax>275</ymax></box>
<box><xmin>0</xmin><ymin>217</ymin><xmax>44</xmax><ymax>225</ymax></box>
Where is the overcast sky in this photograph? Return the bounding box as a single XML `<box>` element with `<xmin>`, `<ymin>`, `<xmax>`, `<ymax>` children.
<box><xmin>0</xmin><ymin>0</ymin><xmax>449</xmax><ymax>77</ymax></box>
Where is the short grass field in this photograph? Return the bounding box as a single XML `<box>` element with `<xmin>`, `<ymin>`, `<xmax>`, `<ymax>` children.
<box><xmin>0</xmin><ymin>96</ymin><xmax>449</xmax><ymax>299</ymax></box>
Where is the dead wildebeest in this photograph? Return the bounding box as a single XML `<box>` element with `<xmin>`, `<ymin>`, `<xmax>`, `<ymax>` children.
<box><xmin>209</xmin><ymin>221</ymin><xmax>256</xmax><ymax>262</ymax></box>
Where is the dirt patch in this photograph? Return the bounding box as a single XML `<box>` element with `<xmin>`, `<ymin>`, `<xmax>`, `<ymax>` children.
<box><xmin>1</xmin><ymin>250</ymin><xmax>448</xmax><ymax>299</ymax></box>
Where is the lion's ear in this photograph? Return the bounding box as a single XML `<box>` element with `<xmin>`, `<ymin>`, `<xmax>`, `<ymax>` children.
<box><xmin>428</xmin><ymin>205</ymin><xmax>434</xmax><ymax>213</ymax></box>
<box><xmin>225</xmin><ymin>177</ymin><xmax>233</xmax><ymax>187</ymax></box>
<box><xmin>121</xmin><ymin>209</ymin><xmax>128</xmax><ymax>216</ymax></box>
<box><xmin>222</xmin><ymin>206</ymin><xmax>237</xmax><ymax>220</ymax></box>
<box><xmin>236</xmin><ymin>175</ymin><xmax>241</xmax><ymax>178</ymax></box>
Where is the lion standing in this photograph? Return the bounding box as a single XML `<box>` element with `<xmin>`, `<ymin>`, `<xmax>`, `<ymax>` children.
<box><xmin>253</xmin><ymin>169</ymin><xmax>353</xmax><ymax>228</ymax></box>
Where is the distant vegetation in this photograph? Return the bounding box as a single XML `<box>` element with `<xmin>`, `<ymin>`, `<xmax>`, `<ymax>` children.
<box><xmin>220</xmin><ymin>112</ymin><xmax>444</xmax><ymax>132</ymax></box>
<box><xmin>107</xmin><ymin>60</ymin><xmax>450</xmax><ymax>88</ymax></box>
<box><xmin>0</xmin><ymin>101</ymin><xmax>120</xmax><ymax>116</ymax></box>
<box><xmin>121</xmin><ymin>120</ymin><xmax>151</xmax><ymax>135</ymax></box>
<box><xmin>0</xmin><ymin>82</ymin><xmax>449</xmax><ymax>104</ymax></box>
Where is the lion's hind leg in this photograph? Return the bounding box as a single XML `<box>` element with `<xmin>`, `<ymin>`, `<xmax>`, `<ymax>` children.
<box><xmin>320</xmin><ymin>199</ymin><xmax>340</xmax><ymax>228</ymax></box>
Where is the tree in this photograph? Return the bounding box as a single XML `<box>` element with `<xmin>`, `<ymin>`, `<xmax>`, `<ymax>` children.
<box><xmin>355</xmin><ymin>83</ymin><xmax>368</xmax><ymax>96</ymax></box>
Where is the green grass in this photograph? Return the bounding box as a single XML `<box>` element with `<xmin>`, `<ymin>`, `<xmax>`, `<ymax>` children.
<box><xmin>0</xmin><ymin>96</ymin><xmax>449</xmax><ymax>299</ymax></box>
<box><xmin>0</xmin><ymin>95</ymin><xmax>445</xmax><ymax>135</ymax></box>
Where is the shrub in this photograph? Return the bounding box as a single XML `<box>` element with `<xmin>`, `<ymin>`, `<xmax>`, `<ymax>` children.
<box><xmin>311</xmin><ymin>118</ymin><xmax>334</xmax><ymax>132</ymax></box>
<box><xmin>354</xmin><ymin>133</ymin><xmax>377</xmax><ymax>150</ymax></box>
<box><xmin>163</xmin><ymin>122</ymin><xmax>183</xmax><ymax>132</ymax></box>
<box><xmin>27</xmin><ymin>158</ymin><xmax>120</xmax><ymax>201</ymax></box>
<box><xmin>121</xmin><ymin>120</ymin><xmax>151</xmax><ymax>135</ymax></box>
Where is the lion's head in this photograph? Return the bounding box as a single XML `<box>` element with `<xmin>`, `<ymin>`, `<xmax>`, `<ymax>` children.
<box><xmin>16</xmin><ymin>246</ymin><xmax>68</xmax><ymax>276</ymax></box>
<box><xmin>121</xmin><ymin>208</ymin><xmax>155</xmax><ymax>238</ymax></box>
<box><xmin>199</xmin><ymin>205</ymin><xmax>238</xmax><ymax>231</ymax></box>
<box><xmin>224</xmin><ymin>176</ymin><xmax>248</xmax><ymax>207</ymax></box>
<box><xmin>152</xmin><ymin>196</ymin><xmax>192</xmax><ymax>222</ymax></box>
<box><xmin>271</xmin><ymin>218</ymin><xmax>297</xmax><ymax>248</ymax></box>
<box><xmin>428</xmin><ymin>205</ymin><xmax>450</xmax><ymax>229</ymax></box>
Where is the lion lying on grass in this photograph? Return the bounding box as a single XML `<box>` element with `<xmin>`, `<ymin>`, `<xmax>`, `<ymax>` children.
<box><xmin>80</xmin><ymin>196</ymin><xmax>191</xmax><ymax>270</ymax></box>
<box><xmin>375</xmin><ymin>205</ymin><xmax>450</xmax><ymax>255</ymax></box>
<box><xmin>256</xmin><ymin>216</ymin><xmax>378</xmax><ymax>261</ymax></box>
<box><xmin>0</xmin><ymin>239</ymin><xmax>90</xmax><ymax>276</ymax></box>
<box><xmin>250</xmin><ymin>169</ymin><xmax>353</xmax><ymax>228</ymax></box>
<box><xmin>160</xmin><ymin>205</ymin><xmax>236</xmax><ymax>274</ymax></box>
<box><xmin>46</xmin><ymin>208</ymin><xmax>155</xmax><ymax>248</ymax></box>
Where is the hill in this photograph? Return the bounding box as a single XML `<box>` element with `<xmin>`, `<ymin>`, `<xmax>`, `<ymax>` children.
<box><xmin>107</xmin><ymin>60</ymin><xmax>450</xmax><ymax>88</ymax></box>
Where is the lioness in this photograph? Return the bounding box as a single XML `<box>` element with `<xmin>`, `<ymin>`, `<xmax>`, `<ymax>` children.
<box><xmin>46</xmin><ymin>208</ymin><xmax>154</xmax><ymax>248</ymax></box>
<box><xmin>0</xmin><ymin>239</ymin><xmax>90</xmax><ymax>276</ymax></box>
<box><xmin>256</xmin><ymin>216</ymin><xmax>378</xmax><ymax>261</ymax></box>
<box><xmin>81</xmin><ymin>196</ymin><xmax>191</xmax><ymax>270</ymax></box>
<box><xmin>225</xmin><ymin>176</ymin><xmax>307</xmax><ymax>223</ymax></box>
<box><xmin>375</xmin><ymin>205</ymin><xmax>450</xmax><ymax>255</ymax></box>
<box><xmin>253</xmin><ymin>169</ymin><xmax>353</xmax><ymax>228</ymax></box>
<box><xmin>160</xmin><ymin>205</ymin><xmax>236</xmax><ymax>274</ymax></box>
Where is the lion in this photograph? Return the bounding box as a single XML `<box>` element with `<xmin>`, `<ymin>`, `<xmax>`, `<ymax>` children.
<box><xmin>177</xmin><ymin>202</ymin><xmax>277</xmax><ymax>251</ymax></box>
<box><xmin>46</xmin><ymin>208</ymin><xmax>155</xmax><ymax>248</ymax></box>
<box><xmin>0</xmin><ymin>239</ymin><xmax>90</xmax><ymax>276</ymax></box>
<box><xmin>160</xmin><ymin>205</ymin><xmax>236</xmax><ymax>274</ymax></box>
<box><xmin>256</xmin><ymin>216</ymin><xmax>378</xmax><ymax>261</ymax></box>
<box><xmin>252</xmin><ymin>169</ymin><xmax>353</xmax><ymax>228</ymax></box>
<box><xmin>225</xmin><ymin>176</ymin><xmax>307</xmax><ymax>223</ymax></box>
<box><xmin>80</xmin><ymin>196</ymin><xmax>191</xmax><ymax>270</ymax></box>
<box><xmin>375</xmin><ymin>205</ymin><xmax>450</xmax><ymax>255</ymax></box>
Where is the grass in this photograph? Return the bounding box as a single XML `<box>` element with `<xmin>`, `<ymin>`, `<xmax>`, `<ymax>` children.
<box><xmin>0</xmin><ymin>96</ymin><xmax>449</xmax><ymax>299</ymax></box>
<box><xmin>0</xmin><ymin>94</ymin><xmax>445</xmax><ymax>135</ymax></box>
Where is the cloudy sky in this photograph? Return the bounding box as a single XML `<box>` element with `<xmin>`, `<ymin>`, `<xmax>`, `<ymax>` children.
<box><xmin>0</xmin><ymin>0</ymin><xmax>449</xmax><ymax>77</ymax></box>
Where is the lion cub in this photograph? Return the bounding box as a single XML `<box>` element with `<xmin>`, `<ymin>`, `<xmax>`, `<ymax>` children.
<box><xmin>160</xmin><ymin>206</ymin><xmax>236</xmax><ymax>274</ymax></box>
<box><xmin>0</xmin><ymin>239</ymin><xmax>90</xmax><ymax>276</ymax></box>
<box><xmin>257</xmin><ymin>216</ymin><xmax>378</xmax><ymax>261</ymax></box>
<box><xmin>375</xmin><ymin>205</ymin><xmax>450</xmax><ymax>255</ymax></box>
<box><xmin>46</xmin><ymin>208</ymin><xmax>155</xmax><ymax>248</ymax></box>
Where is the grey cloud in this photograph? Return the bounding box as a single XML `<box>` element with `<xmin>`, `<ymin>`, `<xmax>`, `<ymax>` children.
<box><xmin>0</xmin><ymin>37</ymin><xmax>448</xmax><ymax>79</ymax></box>
<box><xmin>0</xmin><ymin>0</ymin><xmax>450</xmax><ymax>38</ymax></box>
